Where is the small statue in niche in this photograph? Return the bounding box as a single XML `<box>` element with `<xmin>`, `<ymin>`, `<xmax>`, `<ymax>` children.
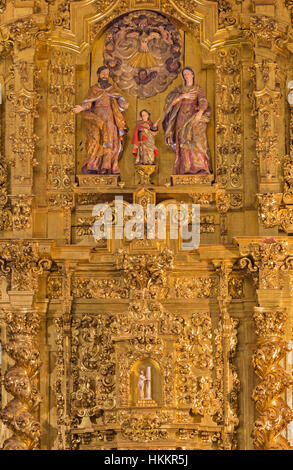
<box><xmin>163</xmin><ymin>66</ymin><xmax>212</xmax><ymax>175</ymax></box>
<box><xmin>72</xmin><ymin>65</ymin><xmax>128</xmax><ymax>175</ymax></box>
<box><xmin>137</xmin><ymin>366</ymin><xmax>152</xmax><ymax>400</ymax></box>
<box><xmin>132</xmin><ymin>110</ymin><xmax>159</xmax><ymax>165</ymax></box>
<box><xmin>138</xmin><ymin>370</ymin><xmax>147</xmax><ymax>400</ymax></box>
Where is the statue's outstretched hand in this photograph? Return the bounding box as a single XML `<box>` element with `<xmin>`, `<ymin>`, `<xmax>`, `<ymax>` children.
<box><xmin>72</xmin><ymin>105</ymin><xmax>83</xmax><ymax>114</ymax></box>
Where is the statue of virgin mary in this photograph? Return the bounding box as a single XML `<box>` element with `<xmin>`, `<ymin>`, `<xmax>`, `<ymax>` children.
<box><xmin>163</xmin><ymin>67</ymin><xmax>212</xmax><ymax>175</ymax></box>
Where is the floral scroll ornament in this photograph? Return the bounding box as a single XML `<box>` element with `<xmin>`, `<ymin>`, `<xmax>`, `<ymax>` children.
<box><xmin>103</xmin><ymin>11</ymin><xmax>182</xmax><ymax>99</ymax></box>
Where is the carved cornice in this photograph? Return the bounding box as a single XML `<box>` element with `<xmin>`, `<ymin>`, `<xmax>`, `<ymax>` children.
<box><xmin>240</xmin><ymin>14</ymin><xmax>289</xmax><ymax>52</ymax></box>
<box><xmin>45</xmin><ymin>0</ymin><xmax>220</xmax><ymax>53</ymax></box>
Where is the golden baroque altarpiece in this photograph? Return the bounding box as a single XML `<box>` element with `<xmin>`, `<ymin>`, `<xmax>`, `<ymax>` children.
<box><xmin>0</xmin><ymin>0</ymin><xmax>293</xmax><ymax>451</ymax></box>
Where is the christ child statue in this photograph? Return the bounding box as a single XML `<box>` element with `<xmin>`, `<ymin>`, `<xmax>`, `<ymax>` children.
<box><xmin>132</xmin><ymin>109</ymin><xmax>159</xmax><ymax>165</ymax></box>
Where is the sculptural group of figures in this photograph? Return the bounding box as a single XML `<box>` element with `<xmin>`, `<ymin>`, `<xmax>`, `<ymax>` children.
<box><xmin>73</xmin><ymin>65</ymin><xmax>213</xmax><ymax>176</ymax></box>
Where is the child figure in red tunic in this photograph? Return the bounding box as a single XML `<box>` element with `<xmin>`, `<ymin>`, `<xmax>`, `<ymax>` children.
<box><xmin>132</xmin><ymin>110</ymin><xmax>159</xmax><ymax>165</ymax></box>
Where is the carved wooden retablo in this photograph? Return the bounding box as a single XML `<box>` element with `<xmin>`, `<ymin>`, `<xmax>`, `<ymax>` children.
<box><xmin>0</xmin><ymin>0</ymin><xmax>293</xmax><ymax>453</ymax></box>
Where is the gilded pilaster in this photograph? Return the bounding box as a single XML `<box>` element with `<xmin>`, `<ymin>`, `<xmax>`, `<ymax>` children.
<box><xmin>8</xmin><ymin>20</ymin><xmax>41</xmax><ymax>199</ymax></box>
<box><xmin>215</xmin><ymin>48</ymin><xmax>243</xmax><ymax>192</ymax></box>
<box><xmin>54</xmin><ymin>262</ymin><xmax>76</xmax><ymax>450</ymax></box>
<box><xmin>47</xmin><ymin>49</ymin><xmax>75</xmax><ymax>244</ymax></box>
<box><xmin>241</xmin><ymin>2</ymin><xmax>290</xmax><ymax>235</ymax></box>
<box><xmin>213</xmin><ymin>260</ymin><xmax>239</xmax><ymax>449</ymax></box>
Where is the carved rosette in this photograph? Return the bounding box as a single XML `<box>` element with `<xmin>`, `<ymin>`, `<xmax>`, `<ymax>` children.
<box><xmin>0</xmin><ymin>308</ymin><xmax>41</xmax><ymax>449</ymax></box>
<box><xmin>252</xmin><ymin>307</ymin><xmax>293</xmax><ymax>449</ymax></box>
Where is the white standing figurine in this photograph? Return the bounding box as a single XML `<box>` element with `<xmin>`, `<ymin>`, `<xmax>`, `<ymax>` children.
<box><xmin>138</xmin><ymin>370</ymin><xmax>147</xmax><ymax>400</ymax></box>
<box><xmin>137</xmin><ymin>367</ymin><xmax>152</xmax><ymax>401</ymax></box>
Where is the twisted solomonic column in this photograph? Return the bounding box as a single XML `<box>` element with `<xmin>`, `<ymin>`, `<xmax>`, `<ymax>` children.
<box><xmin>0</xmin><ymin>308</ymin><xmax>41</xmax><ymax>449</ymax></box>
<box><xmin>252</xmin><ymin>307</ymin><xmax>293</xmax><ymax>450</ymax></box>
<box><xmin>0</xmin><ymin>240</ymin><xmax>52</xmax><ymax>449</ymax></box>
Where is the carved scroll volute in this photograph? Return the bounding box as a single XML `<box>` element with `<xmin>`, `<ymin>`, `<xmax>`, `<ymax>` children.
<box><xmin>237</xmin><ymin>239</ymin><xmax>288</xmax><ymax>290</ymax></box>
